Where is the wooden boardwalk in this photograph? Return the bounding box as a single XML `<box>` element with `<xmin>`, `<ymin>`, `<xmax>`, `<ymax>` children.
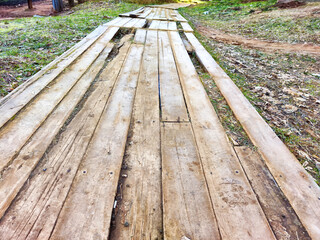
<box><xmin>0</xmin><ymin>5</ymin><xmax>319</xmax><ymax>240</ymax></box>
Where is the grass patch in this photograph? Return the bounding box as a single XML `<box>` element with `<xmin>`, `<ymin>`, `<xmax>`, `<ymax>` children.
<box><xmin>180</xmin><ymin>0</ymin><xmax>320</xmax><ymax>44</ymax></box>
<box><xmin>0</xmin><ymin>0</ymin><xmax>140</xmax><ymax>97</ymax></box>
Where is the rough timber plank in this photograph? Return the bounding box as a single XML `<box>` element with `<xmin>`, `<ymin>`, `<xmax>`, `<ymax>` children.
<box><xmin>139</xmin><ymin>7</ymin><xmax>152</xmax><ymax>18</ymax></box>
<box><xmin>109</xmin><ymin>30</ymin><xmax>162</xmax><ymax>240</ymax></box>
<box><xmin>132</xmin><ymin>18</ymin><xmax>147</xmax><ymax>29</ymax></box>
<box><xmin>134</xmin><ymin>29</ymin><xmax>147</xmax><ymax>44</ymax></box>
<box><xmin>0</xmin><ymin>27</ymin><xmax>119</xmax><ymax>175</ymax></box>
<box><xmin>167</xmin><ymin>21</ymin><xmax>177</xmax><ymax>31</ymax></box>
<box><xmin>50</xmin><ymin>44</ymin><xmax>144</xmax><ymax>240</ymax></box>
<box><xmin>146</xmin><ymin>8</ymin><xmax>156</xmax><ymax>20</ymax></box>
<box><xmin>173</xmin><ymin>10</ymin><xmax>187</xmax><ymax>22</ymax></box>
<box><xmin>158</xmin><ymin>20</ymin><xmax>168</xmax><ymax>30</ymax></box>
<box><xmin>161</xmin><ymin>122</ymin><xmax>220</xmax><ymax>240</ymax></box>
<box><xmin>158</xmin><ymin>31</ymin><xmax>188</xmax><ymax>122</ymax></box>
<box><xmin>119</xmin><ymin>7</ymin><xmax>144</xmax><ymax>17</ymax></box>
<box><xmin>234</xmin><ymin>146</ymin><xmax>311</xmax><ymax>239</ymax></box>
<box><xmin>169</xmin><ymin>31</ymin><xmax>276</xmax><ymax>240</ymax></box>
<box><xmin>0</xmin><ymin>38</ymin><xmax>133</xmax><ymax>239</ymax></box>
<box><xmin>0</xmin><ymin>42</ymin><xmax>115</xmax><ymax>220</ymax></box>
<box><xmin>109</xmin><ymin>17</ymin><xmax>132</xmax><ymax>27</ymax></box>
<box><xmin>185</xmin><ymin>32</ymin><xmax>320</xmax><ymax>238</ymax></box>
<box><xmin>0</xmin><ymin>25</ymin><xmax>109</xmax><ymax>129</ymax></box>
<box><xmin>149</xmin><ymin>20</ymin><xmax>161</xmax><ymax>30</ymax></box>
<box><xmin>123</xmin><ymin>18</ymin><xmax>140</xmax><ymax>28</ymax></box>
<box><xmin>181</xmin><ymin>22</ymin><xmax>193</xmax><ymax>32</ymax></box>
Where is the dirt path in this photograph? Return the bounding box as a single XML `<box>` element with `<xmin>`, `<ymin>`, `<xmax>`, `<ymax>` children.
<box><xmin>196</xmin><ymin>23</ymin><xmax>320</xmax><ymax>56</ymax></box>
<box><xmin>0</xmin><ymin>0</ymin><xmax>54</xmax><ymax>20</ymax></box>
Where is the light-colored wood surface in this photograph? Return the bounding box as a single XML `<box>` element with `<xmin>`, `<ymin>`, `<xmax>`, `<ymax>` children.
<box><xmin>185</xmin><ymin>31</ymin><xmax>320</xmax><ymax>238</ymax></box>
<box><xmin>0</xmin><ymin>25</ymin><xmax>109</xmax><ymax>129</ymax></box>
<box><xmin>0</xmin><ymin>43</ymin><xmax>115</xmax><ymax>220</ymax></box>
<box><xmin>50</xmin><ymin>44</ymin><xmax>143</xmax><ymax>240</ymax></box>
<box><xmin>181</xmin><ymin>22</ymin><xmax>193</xmax><ymax>32</ymax></box>
<box><xmin>134</xmin><ymin>29</ymin><xmax>147</xmax><ymax>44</ymax></box>
<box><xmin>109</xmin><ymin>30</ymin><xmax>162</xmax><ymax>240</ymax></box>
<box><xmin>234</xmin><ymin>146</ymin><xmax>311</xmax><ymax>239</ymax></box>
<box><xmin>0</xmin><ymin>40</ymin><xmax>131</xmax><ymax>239</ymax></box>
<box><xmin>0</xmin><ymin>27</ymin><xmax>119</xmax><ymax>174</ymax></box>
<box><xmin>161</xmin><ymin>122</ymin><xmax>220</xmax><ymax>240</ymax></box>
<box><xmin>0</xmin><ymin>5</ymin><xmax>316</xmax><ymax>240</ymax></box>
<box><xmin>158</xmin><ymin>31</ymin><xmax>188</xmax><ymax>122</ymax></box>
<box><xmin>169</xmin><ymin>30</ymin><xmax>276</xmax><ymax>239</ymax></box>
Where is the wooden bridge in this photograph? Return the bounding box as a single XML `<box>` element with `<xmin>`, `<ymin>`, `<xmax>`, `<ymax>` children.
<box><xmin>0</xmin><ymin>4</ymin><xmax>319</xmax><ymax>240</ymax></box>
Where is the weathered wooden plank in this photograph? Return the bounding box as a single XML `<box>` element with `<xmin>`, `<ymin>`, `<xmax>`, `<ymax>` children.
<box><xmin>146</xmin><ymin>8</ymin><xmax>156</xmax><ymax>20</ymax></box>
<box><xmin>109</xmin><ymin>30</ymin><xmax>162</xmax><ymax>240</ymax></box>
<box><xmin>158</xmin><ymin>20</ymin><xmax>168</xmax><ymax>30</ymax></box>
<box><xmin>0</xmin><ymin>39</ymin><xmax>133</xmax><ymax>239</ymax></box>
<box><xmin>139</xmin><ymin>7</ymin><xmax>152</xmax><ymax>18</ymax></box>
<box><xmin>134</xmin><ymin>29</ymin><xmax>147</xmax><ymax>44</ymax></box>
<box><xmin>119</xmin><ymin>7</ymin><xmax>144</xmax><ymax>17</ymax></box>
<box><xmin>149</xmin><ymin>20</ymin><xmax>161</xmax><ymax>30</ymax></box>
<box><xmin>0</xmin><ymin>27</ymin><xmax>119</xmax><ymax>175</ymax></box>
<box><xmin>0</xmin><ymin>25</ymin><xmax>109</xmax><ymax>129</ymax></box>
<box><xmin>0</xmin><ymin>42</ymin><xmax>115</xmax><ymax>221</ymax></box>
<box><xmin>167</xmin><ymin>21</ymin><xmax>177</xmax><ymax>31</ymax></box>
<box><xmin>181</xmin><ymin>22</ymin><xmax>193</xmax><ymax>32</ymax></box>
<box><xmin>174</xmin><ymin>10</ymin><xmax>187</xmax><ymax>22</ymax></box>
<box><xmin>50</xmin><ymin>44</ymin><xmax>144</xmax><ymax>240</ymax></box>
<box><xmin>158</xmin><ymin>31</ymin><xmax>188</xmax><ymax>122</ymax></box>
<box><xmin>105</xmin><ymin>17</ymin><xmax>122</xmax><ymax>26</ymax></box>
<box><xmin>161</xmin><ymin>122</ymin><xmax>220</xmax><ymax>240</ymax></box>
<box><xmin>185</xmin><ymin>32</ymin><xmax>320</xmax><ymax>238</ymax></box>
<box><xmin>109</xmin><ymin>17</ymin><xmax>132</xmax><ymax>27</ymax></box>
<box><xmin>123</xmin><ymin>18</ymin><xmax>140</xmax><ymax>28</ymax></box>
<box><xmin>234</xmin><ymin>146</ymin><xmax>311</xmax><ymax>240</ymax></box>
<box><xmin>169</xmin><ymin>31</ymin><xmax>276</xmax><ymax>240</ymax></box>
<box><xmin>133</xmin><ymin>18</ymin><xmax>147</xmax><ymax>28</ymax></box>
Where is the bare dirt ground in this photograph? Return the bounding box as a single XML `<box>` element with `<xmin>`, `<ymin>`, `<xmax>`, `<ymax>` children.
<box><xmin>0</xmin><ymin>0</ymin><xmax>54</xmax><ymax>20</ymax></box>
<box><xmin>196</xmin><ymin>23</ymin><xmax>320</xmax><ymax>56</ymax></box>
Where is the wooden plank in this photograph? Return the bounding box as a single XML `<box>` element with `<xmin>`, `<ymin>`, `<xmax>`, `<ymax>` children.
<box><xmin>133</xmin><ymin>18</ymin><xmax>147</xmax><ymax>28</ymax></box>
<box><xmin>149</xmin><ymin>20</ymin><xmax>161</xmax><ymax>30</ymax></box>
<box><xmin>105</xmin><ymin>17</ymin><xmax>122</xmax><ymax>26</ymax></box>
<box><xmin>119</xmin><ymin>7</ymin><xmax>144</xmax><ymax>17</ymax></box>
<box><xmin>158</xmin><ymin>20</ymin><xmax>168</xmax><ymax>30</ymax></box>
<box><xmin>139</xmin><ymin>7</ymin><xmax>152</xmax><ymax>18</ymax></box>
<box><xmin>50</xmin><ymin>44</ymin><xmax>144</xmax><ymax>240</ymax></box>
<box><xmin>123</xmin><ymin>18</ymin><xmax>140</xmax><ymax>28</ymax></box>
<box><xmin>0</xmin><ymin>39</ymin><xmax>133</xmax><ymax>239</ymax></box>
<box><xmin>158</xmin><ymin>31</ymin><xmax>188</xmax><ymax>122</ymax></box>
<box><xmin>174</xmin><ymin>10</ymin><xmax>187</xmax><ymax>22</ymax></box>
<box><xmin>109</xmin><ymin>30</ymin><xmax>162</xmax><ymax>240</ymax></box>
<box><xmin>0</xmin><ymin>25</ymin><xmax>109</xmax><ymax>129</ymax></box>
<box><xmin>234</xmin><ymin>146</ymin><xmax>311</xmax><ymax>239</ymax></box>
<box><xmin>110</xmin><ymin>17</ymin><xmax>132</xmax><ymax>27</ymax></box>
<box><xmin>167</xmin><ymin>21</ymin><xmax>177</xmax><ymax>31</ymax></box>
<box><xmin>0</xmin><ymin>42</ymin><xmax>116</xmax><ymax>221</ymax></box>
<box><xmin>134</xmin><ymin>29</ymin><xmax>147</xmax><ymax>44</ymax></box>
<box><xmin>185</xmin><ymin>32</ymin><xmax>320</xmax><ymax>238</ymax></box>
<box><xmin>169</xmin><ymin>31</ymin><xmax>276</xmax><ymax>239</ymax></box>
<box><xmin>0</xmin><ymin>27</ymin><xmax>119</xmax><ymax>175</ymax></box>
<box><xmin>181</xmin><ymin>22</ymin><xmax>193</xmax><ymax>32</ymax></box>
<box><xmin>161</xmin><ymin>122</ymin><xmax>220</xmax><ymax>240</ymax></box>
<box><xmin>146</xmin><ymin>8</ymin><xmax>156</xmax><ymax>20</ymax></box>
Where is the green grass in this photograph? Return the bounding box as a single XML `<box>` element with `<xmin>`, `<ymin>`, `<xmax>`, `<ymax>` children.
<box><xmin>180</xmin><ymin>0</ymin><xmax>320</xmax><ymax>44</ymax></box>
<box><xmin>0</xmin><ymin>0</ymin><xmax>140</xmax><ymax>97</ymax></box>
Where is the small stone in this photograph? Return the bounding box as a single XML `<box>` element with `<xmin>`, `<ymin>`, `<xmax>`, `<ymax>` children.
<box><xmin>122</xmin><ymin>174</ymin><xmax>128</xmax><ymax>178</ymax></box>
<box><xmin>43</xmin><ymin>168</ymin><xmax>47</xmax><ymax>172</ymax></box>
<box><xmin>282</xmin><ymin>104</ymin><xmax>298</xmax><ymax>114</ymax></box>
<box><xmin>124</xmin><ymin>222</ymin><xmax>129</xmax><ymax>227</ymax></box>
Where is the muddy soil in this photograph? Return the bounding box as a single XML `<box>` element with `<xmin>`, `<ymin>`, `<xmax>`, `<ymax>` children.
<box><xmin>0</xmin><ymin>0</ymin><xmax>54</xmax><ymax>20</ymax></box>
<box><xmin>196</xmin><ymin>23</ymin><xmax>320</xmax><ymax>56</ymax></box>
